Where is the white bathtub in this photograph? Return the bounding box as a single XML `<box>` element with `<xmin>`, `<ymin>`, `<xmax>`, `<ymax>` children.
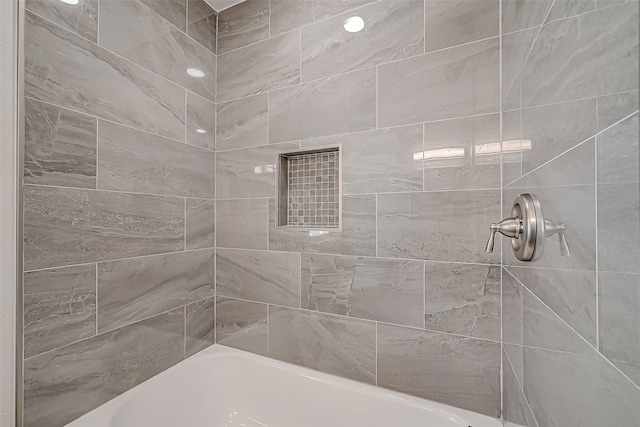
<box><xmin>67</xmin><ymin>344</ymin><xmax>503</xmax><ymax>427</ymax></box>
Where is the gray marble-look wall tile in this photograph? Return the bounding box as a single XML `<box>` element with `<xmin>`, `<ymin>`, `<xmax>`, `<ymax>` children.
<box><xmin>24</xmin><ymin>186</ymin><xmax>184</xmax><ymax>271</ymax></box>
<box><xmin>217</xmin><ymin>31</ymin><xmax>300</xmax><ymax>102</ymax></box>
<box><xmin>302</xmin><ymin>254</ymin><xmax>424</xmax><ymax>327</ymax></box>
<box><xmin>269</xmin><ymin>0</ymin><xmax>376</xmax><ymax>36</ymax></box>
<box><xmin>501</xmin><ymin>0</ymin><xmax>553</xmax><ymax>34</ymax></box>
<box><xmin>24</xmin><ymin>265</ymin><xmax>96</xmax><ymax>359</ymax></box>
<box><xmin>187</xmin><ymin>91</ymin><xmax>216</xmax><ymax>151</ymax></box>
<box><xmin>521</xmin><ymin>2</ymin><xmax>639</xmax><ymax>108</ymax></box>
<box><xmin>269</xmin><ymin>195</ymin><xmax>377</xmax><ymax>257</ymax></box>
<box><xmin>269</xmin><ymin>68</ymin><xmax>376</xmax><ymax>143</ymax></box>
<box><xmin>599</xmin><ymin>271</ymin><xmax>640</xmax><ymax>386</ymax></box>
<box><xmin>423</xmin><ymin>114</ymin><xmax>500</xmax><ymax>191</ymax></box>
<box><xmin>502</xmin><ymin>348</ymin><xmax>538</xmax><ymax>427</ymax></box>
<box><xmin>546</xmin><ymin>0</ymin><xmax>595</xmax><ymax>22</ymax></box>
<box><xmin>597</xmin><ymin>91</ymin><xmax>639</xmax><ymax>132</ymax></box>
<box><xmin>24</xmin><ymin>309</ymin><xmax>184</xmax><ymax>427</ymax></box>
<box><xmin>98</xmin><ymin>120</ymin><xmax>215</xmax><ymax>198</ymax></box>
<box><xmin>424</xmin><ymin>263</ymin><xmax>500</xmax><ymax>341</ymax></box>
<box><xmin>300</xmin><ymin>125</ymin><xmax>423</xmax><ymax>194</ymax></box>
<box><xmin>25</xmin><ymin>11</ymin><xmax>185</xmax><ymax>141</ymax></box>
<box><xmin>186</xmin><ymin>198</ymin><xmax>215</xmax><ymax>250</ymax></box>
<box><xmin>267</xmin><ymin>306</ymin><xmax>376</xmax><ymax>383</ymax></box>
<box><xmin>218</xmin><ymin>0</ymin><xmax>269</xmax><ymax>54</ymax></box>
<box><xmin>99</xmin><ymin>0</ymin><xmax>216</xmax><ymax>102</ymax></box>
<box><xmin>217</xmin><ymin>248</ymin><xmax>301</xmax><ymax>307</ymax></box>
<box><xmin>186</xmin><ymin>297</ymin><xmax>215</xmax><ymax>357</ymax></box>
<box><xmin>502</xmin><ymin>109</ymin><xmax>523</xmax><ymax>185</ymax></box>
<box><xmin>424</xmin><ymin>0</ymin><xmax>498</xmax><ymax>52</ymax></box>
<box><xmin>216</xmin><ymin>297</ymin><xmax>268</xmax><ymax>355</ymax></box>
<box><xmin>597</xmin><ymin>112</ymin><xmax>638</xmax><ymax>185</ymax></box>
<box><xmin>377</xmin><ymin>323</ymin><xmax>500</xmax><ymax>417</ymax></box>
<box><xmin>26</xmin><ymin>0</ymin><xmax>98</xmax><ymax>42</ymax></box>
<box><xmin>506</xmin><ymin>266</ymin><xmax>597</xmax><ymax>347</ymax></box>
<box><xmin>216</xmin><ymin>93</ymin><xmax>269</xmax><ymax>151</ymax></box>
<box><xmin>216</xmin><ymin>198</ymin><xmax>269</xmax><ymax>250</ymax></box>
<box><xmin>187</xmin><ymin>0</ymin><xmax>217</xmax><ymax>54</ymax></box>
<box><xmin>378</xmin><ymin>37</ymin><xmax>499</xmax><ymax>127</ymax></box>
<box><xmin>24</xmin><ymin>98</ymin><xmax>97</xmax><ymax>189</ymax></box>
<box><xmin>97</xmin><ymin>249</ymin><xmax>214</xmax><ymax>332</ymax></box>
<box><xmin>140</xmin><ymin>0</ymin><xmax>187</xmax><ymax>30</ymax></box>
<box><xmin>377</xmin><ymin>190</ymin><xmax>501</xmax><ymax>263</ymax></box>
<box><xmin>301</xmin><ymin>0</ymin><xmax>424</xmax><ymax>82</ymax></box>
<box><xmin>501</xmin><ymin>27</ymin><xmax>536</xmax><ymax>107</ymax></box>
<box><xmin>216</xmin><ymin>142</ymin><xmax>298</xmax><ymax>199</ymax></box>
<box><xmin>522</xmin><ymin>345</ymin><xmax>640</xmax><ymax>427</ymax></box>
<box><xmin>520</xmin><ymin>98</ymin><xmax>597</xmax><ymax>175</ymax></box>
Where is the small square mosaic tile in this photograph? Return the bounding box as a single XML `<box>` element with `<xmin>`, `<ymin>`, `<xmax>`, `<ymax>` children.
<box><xmin>286</xmin><ymin>150</ymin><xmax>339</xmax><ymax>228</ymax></box>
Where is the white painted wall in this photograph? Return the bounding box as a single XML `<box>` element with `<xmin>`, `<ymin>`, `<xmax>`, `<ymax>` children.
<box><xmin>0</xmin><ymin>0</ymin><xmax>18</xmax><ymax>425</ymax></box>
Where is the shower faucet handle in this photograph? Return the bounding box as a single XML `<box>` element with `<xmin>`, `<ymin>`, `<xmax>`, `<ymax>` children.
<box><xmin>544</xmin><ymin>219</ymin><xmax>571</xmax><ymax>257</ymax></box>
<box><xmin>485</xmin><ymin>218</ymin><xmax>523</xmax><ymax>253</ymax></box>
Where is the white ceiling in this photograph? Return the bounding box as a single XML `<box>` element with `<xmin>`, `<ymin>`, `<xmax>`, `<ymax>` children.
<box><xmin>204</xmin><ymin>0</ymin><xmax>246</xmax><ymax>12</ymax></box>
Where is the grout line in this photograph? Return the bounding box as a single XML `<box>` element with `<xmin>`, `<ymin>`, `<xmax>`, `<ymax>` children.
<box><xmin>183</xmin><ymin>304</ymin><xmax>187</xmax><ymax>359</ymax></box>
<box><xmin>184</xmin><ymin>198</ymin><xmax>188</xmax><ymax>250</ymax></box>
<box><xmin>498</xmin><ymin>0</ymin><xmax>504</xmax><ymax>412</ymax></box>
<box><xmin>266</xmin><ymin>304</ymin><xmax>270</xmax><ymax>353</ymax></box>
<box><xmin>375</xmin><ymin>194</ymin><xmax>378</xmax><ymax>257</ymax></box>
<box><xmin>95</xmin><ymin>263</ymin><xmax>99</xmax><ymax>336</ymax></box>
<box><xmin>503</xmin><ymin>345</ymin><xmax>541</xmax><ymax>427</ymax></box>
<box><xmin>375</xmin><ymin>322</ymin><xmax>378</xmax><ymax>386</ymax></box>
<box><xmin>24</xmin><ymin>182</ymin><xmax>210</xmax><ymax>202</ymax></box>
<box><xmin>594</xmin><ymin>97</ymin><xmax>600</xmax><ymax>349</ymax></box>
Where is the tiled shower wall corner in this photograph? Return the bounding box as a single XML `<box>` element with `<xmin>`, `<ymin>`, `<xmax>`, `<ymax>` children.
<box><xmin>500</xmin><ymin>1</ymin><xmax>640</xmax><ymax>426</ymax></box>
<box><xmin>214</xmin><ymin>0</ymin><xmax>503</xmax><ymax>418</ymax></box>
<box><xmin>22</xmin><ymin>0</ymin><xmax>217</xmax><ymax>425</ymax></box>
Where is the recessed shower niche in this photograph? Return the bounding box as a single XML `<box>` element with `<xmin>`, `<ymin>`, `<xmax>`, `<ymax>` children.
<box><xmin>276</xmin><ymin>146</ymin><xmax>342</xmax><ymax>230</ymax></box>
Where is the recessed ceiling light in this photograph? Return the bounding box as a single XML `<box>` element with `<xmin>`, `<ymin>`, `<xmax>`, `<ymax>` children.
<box><xmin>343</xmin><ymin>16</ymin><xmax>364</xmax><ymax>33</ymax></box>
<box><xmin>59</xmin><ymin>0</ymin><xmax>79</xmax><ymax>4</ymax></box>
<box><xmin>196</xmin><ymin>129</ymin><xmax>207</xmax><ymax>134</ymax></box>
<box><xmin>187</xmin><ymin>68</ymin><xmax>205</xmax><ymax>78</ymax></box>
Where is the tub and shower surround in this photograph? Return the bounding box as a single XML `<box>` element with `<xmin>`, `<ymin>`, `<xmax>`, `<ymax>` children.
<box><xmin>213</xmin><ymin>0</ymin><xmax>503</xmax><ymax>419</ymax></box>
<box><xmin>500</xmin><ymin>1</ymin><xmax>640</xmax><ymax>426</ymax></box>
<box><xmin>22</xmin><ymin>1</ymin><xmax>217</xmax><ymax>426</ymax></box>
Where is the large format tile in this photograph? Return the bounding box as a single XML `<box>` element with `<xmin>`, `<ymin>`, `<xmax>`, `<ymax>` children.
<box><xmin>217</xmin><ymin>31</ymin><xmax>300</xmax><ymax>102</ymax></box>
<box><xmin>378</xmin><ymin>37</ymin><xmax>500</xmax><ymax>127</ymax></box>
<box><xmin>216</xmin><ymin>198</ymin><xmax>269</xmax><ymax>250</ymax></box>
<box><xmin>521</xmin><ymin>2</ymin><xmax>639</xmax><ymax>107</ymax></box>
<box><xmin>216</xmin><ymin>142</ymin><xmax>298</xmax><ymax>199</ymax></box>
<box><xmin>25</xmin><ymin>11</ymin><xmax>185</xmax><ymax>141</ymax></box>
<box><xmin>187</xmin><ymin>0</ymin><xmax>217</xmax><ymax>54</ymax></box>
<box><xmin>424</xmin><ymin>0</ymin><xmax>498</xmax><ymax>52</ymax></box>
<box><xmin>302</xmin><ymin>254</ymin><xmax>424</xmax><ymax>327</ymax></box>
<box><xmin>24</xmin><ymin>309</ymin><xmax>184</xmax><ymax>427</ymax></box>
<box><xmin>268</xmin><ymin>307</ymin><xmax>376</xmax><ymax>383</ymax></box>
<box><xmin>97</xmin><ymin>249</ymin><xmax>214</xmax><ymax>332</ymax></box>
<box><xmin>140</xmin><ymin>0</ymin><xmax>186</xmax><ymax>30</ymax></box>
<box><xmin>24</xmin><ymin>186</ymin><xmax>184</xmax><ymax>271</ymax></box>
<box><xmin>502</xmin><ymin>348</ymin><xmax>538</xmax><ymax>427</ymax></box>
<box><xmin>186</xmin><ymin>91</ymin><xmax>216</xmax><ymax>151</ymax></box>
<box><xmin>216</xmin><ymin>94</ymin><xmax>269</xmax><ymax>151</ymax></box>
<box><xmin>377</xmin><ymin>190</ymin><xmax>501</xmax><ymax>263</ymax></box>
<box><xmin>599</xmin><ymin>271</ymin><xmax>640</xmax><ymax>385</ymax></box>
<box><xmin>423</xmin><ymin>114</ymin><xmax>501</xmax><ymax>191</ymax></box>
<box><xmin>99</xmin><ymin>0</ymin><xmax>216</xmax><ymax>101</ymax></box>
<box><xmin>546</xmin><ymin>0</ymin><xmax>595</xmax><ymax>21</ymax></box>
<box><xmin>502</xmin><ymin>109</ymin><xmax>523</xmax><ymax>185</ymax></box>
<box><xmin>300</xmin><ymin>0</ymin><xmax>424</xmax><ymax>82</ymax></box>
<box><xmin>300</xmin><ymin>125</ymin><xmax>423</xmax><ymax>194</ymax></box>
<box><xmin>501</xmin><ymin>27</ymin><xmax>536</xmax><ymax>108</ymax></box>
<box><xmin>377</xmin><ymin>324</ymin><xmax>500</xmax><ymax>417</ymax></box>
<box><xmin>269</xmin><ymin>68</ymin><xmax>376</xmax><ymax>143</ymax></box>
<box><xmin>216</xmin><ymin>297</ymin><xmax>268</xmax><ymax>355</ymax></box>
<box><xmin>520</xmin><ymin>98</ymin><xmax>597</xmax><ymax>175</ymax></box>
<box><xmin>269</xmin><ymin>0</ymin><xmax>376</xmax><ymax>35</ymax></box>
<box><xmin>597</xmin><ymin>91</ymin><xmax>639</xmax><ymax>133</ymax></box>
<box><xmin>26</xmin><ymin>0</ymin><xmax>98</xmax><ymax>42</ymax></box>
<box><xmin>186</xmin><ymin>198</ymin><xmax>215</xmax><ymax>250</ymax></box>
<box><xmin>217</xmin><ymin>0</ymin><xmax>269</xmax><ymax>54</ymax></box>
<box><xmin>97</xmin><ymin>120</ymin><xmax>215</xmax><ymax>198</ymax></box>
<box><xmin>522</xmin><ymin>346</ymin><xmax>640</xmax><ymax>427</ymax></box>
<box><xmin>424</xmin><ymin>263</ymin><xmax>500</xmax><ymax>341</ymax></box>
<box><xmin>24</xmin><ymin>98</ymin><xmax>97</xmax><ymax>188</ymax></box>
<box><xmin>597</xmin><ymin>113</ymin><xmax>638</xmax><ymax>186</ymax></box>
<box><xmin>501</xmin><ymin>0</ymin><xmax>552</xmax><ymax>34</ymax></box>
<box><xmin>600</xmin><ymin>182</ymin><xmax>640</xmax><ymax>274</ymax></box>
<box><xmin>506</xmin><ymin>266</ymin><xmax>597</xmax><ymax>346</ymax></box>
<box><xmin>217</xmin><ymin>248</ymin><xmax>301</xmax><ymax>307</ymax></box>
<box><xmin>269</xmin><ymin>195</ymin><xmax>377</xmax><ymax>257</ymax></box>
<box><xmin>186</xmin><ymin>297</ymin><xmax>215</xmax><ymax>357</ymax></box>
<box><xmin>24</xmin><ymin>265</ymin><xmax>96</xmax><ymax>359</ymax></box>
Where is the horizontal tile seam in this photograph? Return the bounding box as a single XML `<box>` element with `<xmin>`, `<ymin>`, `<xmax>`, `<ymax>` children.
<box><xmin>24</xmin><ymin>247</ymin><xmax>214</xmax><ymax>274</ymax></box>
<box><xmin>24</xmin><ymin>182</ymin><xmax>213</xmax><ymax>201</ymax></box>
<box><xmin>503</xmin><ymin>268</ymin><xmax>640</xmax><ymax>390</ymax></box>
<box><xmin>516</xmin><ymin>89</ymin><xmax>638</xmax><ymax>112</ymax></box>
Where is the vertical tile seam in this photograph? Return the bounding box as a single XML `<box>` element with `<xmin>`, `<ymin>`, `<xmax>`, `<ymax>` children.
<box><xmin>183</xmin><ymin>304</ymin><xmax>187</xmax><ymax>358</ymax></box>
<box><xmin>374</xmin><ymin>321</ymin><xmax>378</xmax><ymax>386</ymax></box>
<box><xmin>594</xmin><ymin>96</ymin><xmax>599</xmax><ymax>349</ymax></box>
<box><xmin>498</xmin><ymin>0</ymin><xmax>504</xmax><ymax>418</ymax></box>
<box><xmin>95</xmin><ymin>263</ymin><xmax>99</xmax><ymax>335</ymax></box>
<box><xmin>184</xmin><ymin>197</ymin><xmax>187</xmax><ymax>250</ymax></box>
<box><xmin>95</xmin><ymin>118</ymin><xmax>99</xmax><ymax>189</ymax></box>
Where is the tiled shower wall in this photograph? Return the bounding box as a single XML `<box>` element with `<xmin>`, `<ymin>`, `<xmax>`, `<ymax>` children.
<box><xmin>22</xmin><ymin>0</ymin><xmax>217</xmax><ymax>425</ymax></box>
<box><xmin>500</xmin><ymin>1</ymin><xmax>639</xmax><ymax>426</ymax></box>
<box><xmin>214</xmin><ymin>0</ymin><xmax>503</xmax><ymax>418</ymax></box>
